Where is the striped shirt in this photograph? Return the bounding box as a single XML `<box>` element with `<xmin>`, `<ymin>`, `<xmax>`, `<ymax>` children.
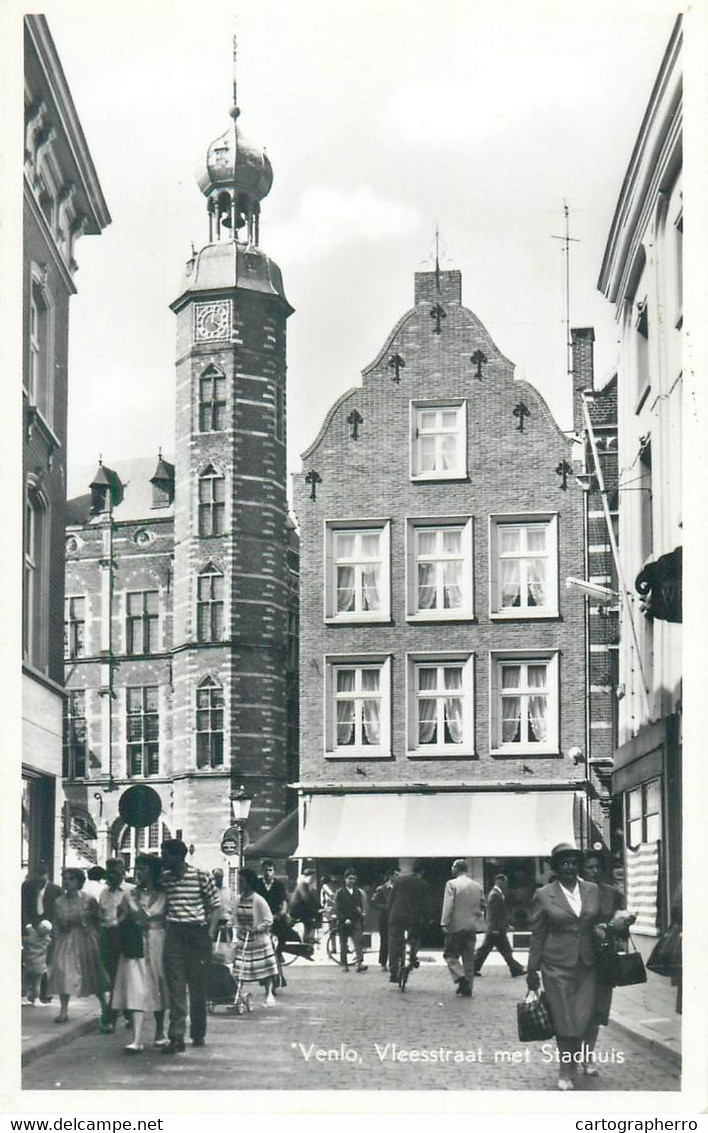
<box><xmin>162</xmin><ymin>864</ymin><xmax>220</xmax><ymax>924</ymax></box>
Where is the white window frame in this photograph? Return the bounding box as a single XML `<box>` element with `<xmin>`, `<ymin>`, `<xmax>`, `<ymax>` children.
<box><xmin>489</xmin><ymin>513</ymin><xmax>559</xmax><ymax>619</ymax></box>
<box><xmin>324</xmin><ymin>654</ymin><xmax>392</xmax><ymax>760</ymax></box>
<box><xmin>324</xmin><ymin>520</ymin><xmax>391</xmax><ymax>623</ymax></box>
<box><xmin>410</xmin><ymin>400</ymin><xmax>467</xmax><ymax>481</ymax></box>
<box><xmin>406</xmin><ymin>516</ymin><xmax>474</xmax><ymax>621</ymax></box>
<box><xmin>489</xmin><ymin>650</ymin><xmax>559</xmax><ymax>756</ymax></box>
<box><xmin>406</xmin><ymin>652</ymin><xmax>475</xmax><ymax>758</ymax></box>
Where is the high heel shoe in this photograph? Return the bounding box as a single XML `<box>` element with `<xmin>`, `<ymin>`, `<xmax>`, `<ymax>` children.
<box><xmin>124</xmin><ymin>1043</ymin><xmax>144</xmax><ymax>1054</ymax></box>
<box><xmin>54</xmin><ymin>1013</ymin><xmax>68</xmax><ymax>1024</ymax></box>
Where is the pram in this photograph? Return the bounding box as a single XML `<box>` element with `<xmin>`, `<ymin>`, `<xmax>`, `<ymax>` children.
<box><xmin>206</xmin><ymin>957</ymin><xmax>237</xmax><ymax>1013</ymax></box>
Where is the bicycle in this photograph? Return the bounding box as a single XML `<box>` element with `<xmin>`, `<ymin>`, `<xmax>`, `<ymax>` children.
<box><xmin>397</xmin><ymin>930</ymin><xmax>419</xmax><ymax>992</ymax></box>
<box><xmin>326</xmin><ymin>920</ymin><xmax>375</xmax><ymax>968</ymax></box>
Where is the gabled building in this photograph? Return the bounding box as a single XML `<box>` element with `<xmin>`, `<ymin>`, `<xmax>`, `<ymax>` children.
<box><xmin>293</xmin><ymin>266</ymin><xmax>595</xmax><ymax>932</ymax></box>
<box><xmin>61</xmin><ymin>81</ymin><xmax>298</xmax><ymax>877</ymax></box>
<box><xmin>22</xmin><ymin>15</ymin><xmax>110</xmax><ymax>876</ymax></box>
<box><xmin>597</xmin><ymin>16</ymin><xmax>683</xmax><ymax>941</ymax></box>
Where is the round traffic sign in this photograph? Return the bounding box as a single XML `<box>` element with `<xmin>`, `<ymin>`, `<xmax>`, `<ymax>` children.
<box><xmin>221</xmin><ymin>837</ymin><xmax>239</xmax><ymax>856</ymax></box>
<box><xmin>118</xmin><ymin>784</ymin><xmax>162</xmax><ymax>828</ymax></box>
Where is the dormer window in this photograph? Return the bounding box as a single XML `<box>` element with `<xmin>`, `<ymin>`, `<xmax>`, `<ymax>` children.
<box><xmin>150</xmin><ymin>453</ymin><xmax>175</xmax><ymax>508</ymax></box>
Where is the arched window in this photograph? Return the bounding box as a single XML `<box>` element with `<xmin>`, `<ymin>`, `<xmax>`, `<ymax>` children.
<box><xmin>197</xmin><ymin>564</ymin><xmax>225</xmax><ymax>642</ymax></box>
<box><xmin>196</xmin><ymin>677</ymin><xmax>225</xmax><ymax>768</ymax></box>
<box><xmin>199</xmin><ymin>365</ymin><xmax>227</xmax><ymax>432</ymax></box>
<box><xmin>198</xmin><ymin>465</ymin><xmax>225</xmax><ymax>537</ymax></box>
<box><xmin>23</xmin><ymin>485</ymin><xmax>47</xmax><ymax>669</ymax></box>
<box><xmin>117</xmin><ymin>819</ymin><xmax>171</xmax><ymax>875</ymax></box>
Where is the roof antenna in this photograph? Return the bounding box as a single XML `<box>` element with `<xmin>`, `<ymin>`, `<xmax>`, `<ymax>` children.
<box><xmin>552</xmin><ymin>201</ymin><xmax>580</xmax><ymax>376</ymax></box>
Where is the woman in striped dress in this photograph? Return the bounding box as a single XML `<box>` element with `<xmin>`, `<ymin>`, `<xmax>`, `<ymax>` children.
<box><xmin>234</xmin><ymin>868</ymin><xmax>278</xmax><ymax>1006</ymax></box>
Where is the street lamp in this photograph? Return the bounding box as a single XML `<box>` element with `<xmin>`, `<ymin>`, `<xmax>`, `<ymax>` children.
<box><xmin>230</xmin><ymin>785</ymin><xmax>253</xmax><ymax>869</ymax></box>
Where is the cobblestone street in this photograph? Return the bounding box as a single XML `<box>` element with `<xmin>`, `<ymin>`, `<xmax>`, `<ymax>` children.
<box><xmin>23</xmin><ymin>963</ymin><xmax>680</xmax><ymax>1093</ymax></box>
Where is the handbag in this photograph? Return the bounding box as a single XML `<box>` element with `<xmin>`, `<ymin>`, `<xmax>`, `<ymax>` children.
<box><xmin>517</xmin><ymin>989</ymin><xmax>555</xmax><ymax>1042</ymax></box>
<box><xmin>646</xmin><ymin>922</ymin><xmax>681</xmax><ymax>978</ymax></box>
<box><xmin>596</xmin><ymin>934</ymin><xmax>646</xmax><ymax>987</ymax></box>
<box><xmin>212</xmin><ymin>925</ymin><xmax>236</xmax><ymax>966</ymax></box>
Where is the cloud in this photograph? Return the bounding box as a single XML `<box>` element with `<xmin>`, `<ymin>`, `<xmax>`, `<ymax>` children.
<box><xmin>267</xmin><ymin>186</ymin><xmax>422</xmax><ymax>265</ymax></box>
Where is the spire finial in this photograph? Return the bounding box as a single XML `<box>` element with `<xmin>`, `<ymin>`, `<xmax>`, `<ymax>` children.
<box><xmin>230</xmin><ymin>33</ymin><xmax>240</xmax><ymax>121</ymax></box>
<box><xmin>435</xmin><ymin>224</ymin><xmax>441</xmax><ymax>292</ymax></box>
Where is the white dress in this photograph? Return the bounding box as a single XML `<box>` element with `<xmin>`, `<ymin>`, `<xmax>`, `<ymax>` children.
<box><xmin>111</xmin><ymin>889</ymin><xmax>167</xmax><ymax>1012</ymax></box>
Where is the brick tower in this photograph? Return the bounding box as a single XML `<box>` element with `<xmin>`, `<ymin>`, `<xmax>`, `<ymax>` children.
<box><xmin>169</xmin><ymin>60</ymin><xmax>294</xmax><ymax>862</ymax></box>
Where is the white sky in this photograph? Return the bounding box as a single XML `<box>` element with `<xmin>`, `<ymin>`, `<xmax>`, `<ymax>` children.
<box><xmin>34</xmin><ymin>0</ymin><xmax>682</xmax><ymax>487</ymax></box>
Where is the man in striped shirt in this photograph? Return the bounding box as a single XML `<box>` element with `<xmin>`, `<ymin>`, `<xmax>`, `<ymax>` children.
<box><xmin>161</xmin><ymin>839</ymin><xmax>221</xmax><ymax>1054</ymax></box>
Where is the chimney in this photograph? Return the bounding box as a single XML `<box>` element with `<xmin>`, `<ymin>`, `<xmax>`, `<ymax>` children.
<box><xmin>571</xmin><ymin>328</ymin><xmax>595</xmax><ymax>435</ymax></box>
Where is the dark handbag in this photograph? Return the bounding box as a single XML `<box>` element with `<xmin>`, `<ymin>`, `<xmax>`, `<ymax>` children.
<box><xmin>596</xmin><ymin>934</ymin><xmax>646</xmax><ymax>987</ymax></box>
<box><xmin>117</xmin><ymin>918</ymin><xmax>144</xmax><ymax>960</ymax></box>
<box><xmin>646</xmin><ymin>922</ymin><xmax>682</xmax><ymax>978</ymax></box>
<box><xmin>517</xmin><ymin>990</ymin><xmax>555</xmax><ymax>1042</ymax></box>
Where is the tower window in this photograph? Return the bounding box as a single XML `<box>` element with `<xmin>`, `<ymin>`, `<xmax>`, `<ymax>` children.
<box><xmin>197</xmin><ymin>565</ymin><xmax>225</xmax><ymax>642</ymax></box>
<box><xmin>196</xmin><ymin>677</ymin><xmax>224</xmax><ymax>768</ymax></box>
<box><xmin>199</xmin><ymin>368</ymin><xmax>227</xmax><ymax>432</ymax></box>
<box><xmin>198</xmin><ymin>466</ymin><xmax>226</xmax><ymax>537</ymax></box>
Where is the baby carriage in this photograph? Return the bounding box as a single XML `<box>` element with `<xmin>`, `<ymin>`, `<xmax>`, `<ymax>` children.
<box><xmin>207</xmin><ymin>956</ymin><xmax>237</xmax><ymax>1013</ymax></box>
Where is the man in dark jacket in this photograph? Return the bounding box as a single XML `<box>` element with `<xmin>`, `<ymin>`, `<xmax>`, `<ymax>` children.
<box><xmin>474</xmin><ymin>874</ymin><xmax>526</xmax><ymax>977</ymax></box>
<box><xmin>21</xmin><ymin>863</ymin><xmax>61</xmax><ymax>1002</ymax></box>
<box><xmin>387</xmin><ymin>859</ymin><xmax>430</xmax><ymax>983</ymax></box>
<box><xmin>334</xmin><ymin>870</ymin><xmax>368</xmax><ymax>972</ymax></box>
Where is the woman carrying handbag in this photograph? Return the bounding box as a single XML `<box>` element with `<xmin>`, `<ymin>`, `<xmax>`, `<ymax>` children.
<box><xmin>582</xmin><ymin>851</ymin><xmax>637</xmax><ymax>1065</ymax></box>
<box><xmin>526</xmin><ymin>844</ymin><xmax>604</xmax><ymax>1090</ymax></box>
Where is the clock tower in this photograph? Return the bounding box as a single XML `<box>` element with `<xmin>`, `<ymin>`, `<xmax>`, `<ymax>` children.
<box><xmin>169</xmin><ymin>61</ymin><xmax>294</xmax><ymax>862</ymax></box>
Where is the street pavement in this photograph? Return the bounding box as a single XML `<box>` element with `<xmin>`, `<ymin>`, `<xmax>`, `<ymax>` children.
<box><xmin>22</xmin><ymin>963</ymin><xmax>680</xmax><ymax>1093</ymax></box>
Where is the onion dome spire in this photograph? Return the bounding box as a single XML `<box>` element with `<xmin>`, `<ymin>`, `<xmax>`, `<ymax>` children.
<box><xmin>197</xmin><ymin>35</ymin><xmax>273</xmax><ymax>246</ymax></box>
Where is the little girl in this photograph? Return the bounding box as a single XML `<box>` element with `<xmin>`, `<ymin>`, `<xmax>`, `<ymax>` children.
<box><xmin>22</xmin><ymin>920</ymin><xmax>52</xmax><ymax>1003</ymax></box>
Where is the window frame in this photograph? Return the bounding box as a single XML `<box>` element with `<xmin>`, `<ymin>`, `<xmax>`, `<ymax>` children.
<box><xmin>324</xmin><ymin>653</ymin><xmax>392</xmax><ymax>760</ymax></box>
<box><xmin>125</xmin><ymin>589</ymin><xmax>160</xmax><ymax>655</ymax></box>
<box><xmin>125</xmin><ymin>686</ymin><xmax>160</xmax><ymax>778</ymax></box>
<box><xmin>324</xmin><ymin>520</ymin><xmax>391</xmax><ymax>624</ymax></box>
<box><xmin>63</xmin><ymin>689</ymin><xmax>88</xmax><ymax>779</ymax></box>
<box><xmin>410</xmin><ymin>399</ymin><xmax>467</xmax><ymax>481</ymax></box>
<box><xmin>406</xmin><ymin>516</ymin><xmax>474</xmax><ymax>621</ymax></box>
<box><xmin>406</xmin><ymin>651</ymin><xmax>475</xmax><ymax>758</ymax></box>
<box><xmin>64</xmin><ymin>595</ymin><xmax>86</xmax><ymax>659</ymax></box>
<box><xmin>626</xmin><ymin>778</ymin><xmax>662</xmax><ymax>850</ymax></box>
<box><xmin>23</xmin><ymin>484</ymin><xmax>48</xmax><ymax>670</ymax></box>
<box><xmin>489</xmin><ymin>513</ymin><xmax>559</xmax><ymax>619</ymax></box>
<box><xmin>198</xmin><ymin>366</ymin><xmax>227</xmax><ymax>433</ymax></box>
<box><xmin>197</xmin><ymin>564</ymin><xmax>225</xmax><ymax>643</ymax></box>
<box><xmin>26</xmin><ymin>272</ymin><xmax>54</xmax><ymax>422</ymax></box>
<box><xmin>489</xmin><ymin>650</ymin><xmax>560</xmax><ymax>756</ymax></box>
<box><xmin>197</xmin><ymin>465</ymin><xmax>226</xmax><ymax>537</ymax></box>
<box><xmin>196</xmin><ymin>677</ymin><xmax>225</xmax><ymax>769</ymax></box>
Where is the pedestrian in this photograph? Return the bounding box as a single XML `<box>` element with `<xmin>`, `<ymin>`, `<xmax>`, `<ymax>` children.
<box><xmin>98</xmin><ymin>857</ymin><xmax>132</xmax><ymax>1031</ymax></box>
<box><xmin>319</xmin><ymin>872</ymin><xmax>339</xmax><ymax>954</ymax></box>
<box><xmin>526</xmin><ymin>843</ymin><xmax>603</xmax><ymax>1090</ymax></box>
<box><xmin>46</xmin><ymin>868</ymin><xmax>109</xmax><ymax>1027</ymax></box>
<box><xmin>160</xmin><ymin>838</ymin><xmax>222</xmax><ymax>1054</ymax></box>
<box><xmin>288</xmin><ymin>866</ymin><xmax>321</xmax><ymax>944</ymax></box>
<box><xmin>83</xmin><ymin>865</ymin><xmax>106</xmax><ymax>902</ymax></box>
<box><xmin>333</xmin><ymin>870</ymin><xmax>368</xmax><ymax>973</ymax></box>
<box><xmin>254</xmin><ymin>858</ymin><xmax>289</xmax><ymax>982</ymax></box>
<box><xmin>22</xmin><ymin>919</ymin><xmax>52</xmax><ymax>1004</ymax></box>
<box><xmin>21</xmin><ymin>862</ymin><xmax>61</xmax><ymax>1003</ymax></box>
<box><xmin>474</xmin><ymin>874</ymin><xmax>526</xmax><ymax>978</ymax></box>
<box><xmin>212</xmin><ymin>868</ymin><xmax>236</xmax><ymax>938</ymax></box>
<box><xmin>370</xmin><ymin>868</ymin><xmax>398</xmax><ymax>970</ymax></box>
<box><xmin>387</xmin><ymin>859</ymin><xmax>430</xmax><ymax>985</ymax></box>
<box><xmin>440</xmin><ymin>859</ymin><xmax>484</xmax><ymax>997</ymax></box>
<box><xmin>581</xmin><ymin>850</ymin><xmax>636</xmax><ymax>1070</ymax></box>
<box><xmin>233</xmin><ymin>867</ymin><xmax>279</xmax><ymax>1006</ymax></box>
<box><xmin>111</xmin><ymin>854</ymin><xmax>169</xmax><ymax>1054</ymax></box>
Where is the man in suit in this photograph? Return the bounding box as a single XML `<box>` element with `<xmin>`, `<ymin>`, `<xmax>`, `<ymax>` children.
<box><xmin>474</xmin><ymin>874</ymin><xmax>526</xmax><ymax>977</ymax></box>
<box><xmin>387</xmin><ymin>859</ymin><xmax>430</xmax><ymax>984</ymax></box>
<box><xmin>440</xmin><ymin>859</ymin><xmax>484</xmax><ymax>997</ymax></box>
<box><xmin>333</xmin><ymin>870</ymin><xmax>368</xmax><ymax>972</ymax></box>
<box><xmin>21</xmin><ymin>863</ymin><xmax>61</xmax><ymax>1003</ymax></box>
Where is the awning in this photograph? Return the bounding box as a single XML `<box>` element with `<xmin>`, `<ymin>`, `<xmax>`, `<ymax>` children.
<box><xmin>244</xmin><ymin>809</ymin><xmax>298</xmax><ymax>859</ymax></box>
<box><xmin>295</xmin><ymin>791</ymin><xmax>576</xmax><ymax>859</ymax></box>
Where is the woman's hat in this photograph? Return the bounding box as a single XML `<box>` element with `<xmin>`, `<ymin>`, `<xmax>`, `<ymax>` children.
<box><xmin>549</xmin><ymin>842</ymin><xmax>584</xmax><ymax>868</ymax></box>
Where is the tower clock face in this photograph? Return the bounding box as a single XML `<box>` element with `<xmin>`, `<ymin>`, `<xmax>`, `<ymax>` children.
<box><xmin>194</xmin><ymin>301</ymin><xmax>231</xmax><ymax>343</ymax></box>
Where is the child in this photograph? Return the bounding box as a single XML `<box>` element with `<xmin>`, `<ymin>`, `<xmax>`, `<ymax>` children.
<box><xmin>22</xmin><ymin>920</ymin><xmax>52</xmax><ymax>1003</ymax></box>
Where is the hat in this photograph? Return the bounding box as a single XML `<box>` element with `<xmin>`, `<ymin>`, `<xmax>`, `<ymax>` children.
<box><xmin>549</xmin><ymin>842</ymin><xmax>584</xmax><ymax>869</ymax></box>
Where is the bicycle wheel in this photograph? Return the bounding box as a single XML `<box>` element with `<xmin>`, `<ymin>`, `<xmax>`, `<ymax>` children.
<box><xmin>327</xmin><ymin>930</ymin><xmax>347</xmax><ymax>966</ymax></box>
